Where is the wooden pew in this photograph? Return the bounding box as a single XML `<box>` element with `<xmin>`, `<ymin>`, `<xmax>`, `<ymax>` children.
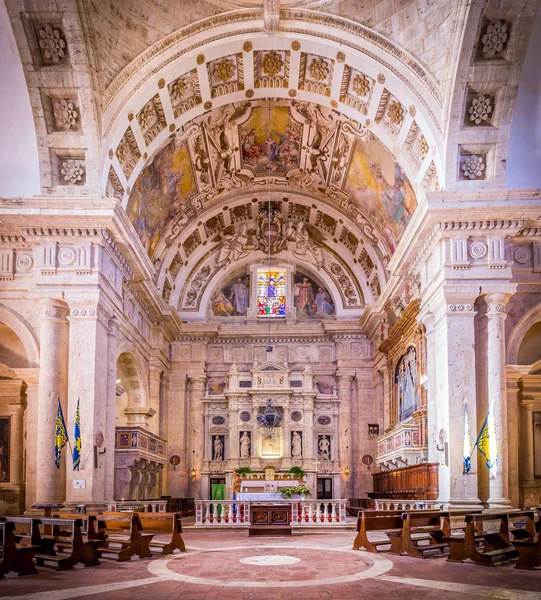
<box><xmin>96</xmin><ymin>514</ymin><xmax>154</xmax><ymax>560</ymax></box>
<box><xmin>388</xmin><ymin>511</ymin><xmax>450</xmax><ymax>558</ymax></box>
<box><xmin>514</xmin><ymin>527</ymin><xmax>541</xmax><ymax>570</ymax></box>
<box><xmin>50</xmin><ymin>514</ymin><xmax>103</xmax><ymax>567</ymax></box>
<box><xmin>446</xmin><ymin>512</ymin><xmax>534</xmax><ymax>566</ymax></box>
<box><xmin>0</xmin><ymin>521</ymin><xmax>39</xmax><ymax>577</ymax></box>
<box><xmin>137</xmin><ymin>513</ymin><xmax>186</xmax><ymax>554</ymax></box>
<box><xmin>33</xmin><ymin>518</ymin><xmax>92</xmax><ymax>570</ymax></box>
<box><xmin>352</xmin><ymin>511</ymin><xmax>404</xmax><ymax>552</ymax></box>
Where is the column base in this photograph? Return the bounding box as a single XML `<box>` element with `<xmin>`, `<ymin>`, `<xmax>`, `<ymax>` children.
<box><xmin>446</xmin><ymin>497</ymin><xmax>483</xmax><ymax>510</ymax></box>
<box><xmin>486</xmin><ymin>497</ymin><xmax>512</xmax><ymax>510</ymax></box>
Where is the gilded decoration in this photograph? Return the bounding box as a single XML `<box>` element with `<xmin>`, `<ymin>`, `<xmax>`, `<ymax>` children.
<box><xmin>262</xmin><ymin>51</ymin><xmax>284</xmax><ymax>76</ymax></box>
<box><xmin>309</xmin><ymin>57</ymin><xmax>330</xmax><ymax>82</ymax></box>
<box><xmin>351</xmin><ymin>74</ymin><xmax>370</xmax><ymax>97</ymax></box>
<box><xmin>387</xmin><ymin>100</ymin><xmax>405</xmax><ymax>125</ymax></box>
<box><xmin>291</xmin><ymin>40</ymin><xmax>301</xmax><ymax>51</ymax></box>
<box><xmin>214</xmin><ymin>57</ymin><xmax>235</xmax><ymax>83</ymax></box>
<box><xmin>243</xmin><ymin>41</ymin><xmax>253</xmax><ymax>52</ymax></box>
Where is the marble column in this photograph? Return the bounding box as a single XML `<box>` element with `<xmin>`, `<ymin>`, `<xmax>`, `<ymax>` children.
<box><xmin>484</xmin><ymin>293</ymin><xmax>511</xmax><ymax>508</ymax></box>
<box><xmin>36</xmin><ymin>298</ymin><xmax>70</xmax><ymax>504</ymax></box>
<box><xmin>8</xmin><ymin>400</ymin><xmax>24</xmax><ymax>487</ymax></box>
<box><xmin>188</xmin><ymin>374</ymin><xmax>206</xmax><ymax>498</ymax></box>
<box><xmin>336</xmin><ymin>373</ymin><xmax>354</xmax><ymax>499</ymax></box>
<box><xmin>506</xmin><ymin>367</ymin><xmax>528</xmax><ymax>508</ymax></box>
<box><xmin>18</xmin><ymin>369</ymin><xmax>39</xmax><ymax>510</ymax></box>
<box><xmin>104</xmin><ymin>317</ymin><xmax>119</xmax><ymax>502</ymax></box>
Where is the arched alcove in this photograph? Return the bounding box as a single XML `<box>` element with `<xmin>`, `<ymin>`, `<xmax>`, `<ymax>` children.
<box><xmin>0</xmin><ymin>323</ymin><xmax>29</xmax><ymax>369</ymax></box>
<box><xmin>517</xmin><ymin>322</ymin><xmax>541</xmax><ymax>365</ymax></box>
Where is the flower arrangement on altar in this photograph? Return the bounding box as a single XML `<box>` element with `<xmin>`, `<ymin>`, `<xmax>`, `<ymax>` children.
<box><xmin>279</xmin><ymin>484</ymin><xmax>312</xmax><ymax>499</ymax></box>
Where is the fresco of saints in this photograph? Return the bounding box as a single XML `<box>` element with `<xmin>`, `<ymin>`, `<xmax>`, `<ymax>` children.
<box><xmin>275</xmin><ymin>130</ymin><xmax>300</xmax><ymax>166</ymax></box>
<box><xmin>294</xmin><ymin>277</ymin><xmax>315</xmax><ymax>314</ymax></box>
<box><xmin>230</xmin><ymin>277</ymin><xmax>249</xmax><ymax>315</ymax></box>
<box><xmin>241</xmin><ymin>128</ymin><xmax>261</xmax><ymax>165</ymax></box>
<box><xmin>211</xmin><ymin>289</ymin><xmax>234</xmax><ymax>316</ymax></box>
<box><xmin>315</xmin><ymin>287</ymin><xmax>333</xmax><ymax>315</ymax></box>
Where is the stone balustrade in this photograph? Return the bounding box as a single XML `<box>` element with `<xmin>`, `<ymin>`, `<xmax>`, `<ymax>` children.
<box><xmin>195</xmin><ymin>499</ymin><xmax>348</xmax><ymax>526</ymax></box>
<box><xmin>373</xmin><ymin>499</ymin><xmax>443</xmax><ymax>511</ymax></box>
<box><xmin>107</xmin><ymin>500</ymin><xmax>168</xmax><ymax>512</ymax></box>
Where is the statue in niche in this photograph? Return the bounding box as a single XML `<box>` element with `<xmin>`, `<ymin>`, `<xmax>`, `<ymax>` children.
<box><xmin>240</xmin><ymin>431</ymin><xmax>251</xmax><ymax>458</ymax></box>
<box><xmin>216</xmin><ymin>224</ymin><xmax>256</xmax><ymax>268</ymax></box>
<box><xmin>287</xmin><ymin>221</ymin><xmax>324</xmax><ymax>269</ymax></box>
<box><xmin>396</xmin><ymin>347</ymin><xmax>419</xmax><ymax>422</ymax></box>
<box><xmin>257</xmin><ymin>203</ymin><xmax>286</xmax><ymax>255</ymax></box>
<box><xmin>291</xmin><ymin>431</ymin><xmax>302</xmax><ymax>458</ymax></box>
<box><xmin>213</xmin><ymin>435</ymin><xmax>224</xmax><ymax>461</ymax></box>
<box><xmin>318</xmin><ymin>435</ymin><xmax>331</xmax><ymax>460</ymax></box>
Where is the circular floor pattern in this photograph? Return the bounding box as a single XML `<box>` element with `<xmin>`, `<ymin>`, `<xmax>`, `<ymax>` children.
<box><xmin>240</xmin><ymin>554</ymin><xmax>301</xmax><ymax>566</ymax></box>
<box><xmin>147</xmin><ymin>543</ymin><xmax>393</xmax><ymax>588</ymax></box>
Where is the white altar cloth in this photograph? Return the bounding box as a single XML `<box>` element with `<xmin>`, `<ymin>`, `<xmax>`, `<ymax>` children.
<box><xmin>237</xmin><ymin>492</ymin><xmax>284</xmax><ymax>501</ymax></box>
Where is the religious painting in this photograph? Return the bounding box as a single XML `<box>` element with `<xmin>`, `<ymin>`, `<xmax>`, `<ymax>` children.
<box><xmin>345</xmin><ymin>136</ymin><xmax>417</xmax><ymax>254</ymax></box>
<box><xmin>261</xmin><ymin>433</ymin><xmax>282</xmax><ymax>458</ymax></box>
<box><xmin>395</xmin><ymin>346</ymin><xmax>419</xmax><ymax>422</ymax></box>
<box><xmin>0</xmin><ymin>418</ymin><xmax>10</xmax><ymax>482</ymax></box>
<box><xmin>118</xmin><ymin>433</ymin><xmax>129</xmax><ymax>448</ymax></box>
<box><xmin>293</xmin><ymin>272</ymin><xmax>334</xmax><ymax>318</ymax></box>
<box><xmin>239</xmin><ymin>106</ymin><xmax>302</xmax><ymax>175</ymax></box>
<box><xmin>316</xmin><ymin>375</ymin><xmax>335</xmax><ymax>395</ymax></box>
<box><xmin>257</xmin><ymin>269</ymin><xmax>286</xmax><ymax>318</ymax></box>
<box><xmin>126</xmin><ymin>137</ymin><xmax>195</xmax><ymax>259</ymax></box>
<box><xmin>210</xmin><ymin>274</ymin><xmax>250</xmax><ymax>317</ymax></box>
<box><xmin>207</xmin><ymin>377</ymin><xmax>227</xmax><ymax>395</ymax></box>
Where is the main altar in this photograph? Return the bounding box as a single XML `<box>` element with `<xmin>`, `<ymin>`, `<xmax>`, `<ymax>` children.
<box><xmin>201</xmin><ymin>358</ymin><xmax>342</xmax><ymax>499</ymax></box>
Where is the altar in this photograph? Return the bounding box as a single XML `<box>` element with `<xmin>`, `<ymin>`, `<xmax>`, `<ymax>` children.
<box><xmin>237</xmin><ymin>478</ymin><xmax>298</xmax><ymax>501</ymax></box>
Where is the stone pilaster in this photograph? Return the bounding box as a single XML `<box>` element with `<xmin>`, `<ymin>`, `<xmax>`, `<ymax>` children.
<box><xmin>36</xmin><ymin>298</ymin><xmax>70</xmax><ymax>504</ymax></box>
<box><xmin>148</xmin><ymin>362</ymin><xmax>163</xmax><ymax>437</ymax></box>
<box><xmin>65</xmin><ymin>303</ymin><xmax>111</xmax><ymax>506</ymax></box>
<box><xmin>336</xmin><ymin>372</ymin><xmax>354</xmax><ymax>499</ymax></box>
<box><xmin>188</xmin><ymin>374</ymin><xmax>206</xmax><ymax>498</ymax></box>
<box><xmin>431</xmin><ymin>296</ymin><xmax>481</xmax><ymax>508</ymax></box>
<box><xmin>104</xmin><ymin>317</ymin><xmax>119</xmax><ymax>502</ymax></box>
<box><xmin>506</xmin><ymin>367</ymin><xmax>528</xmax><ymax>508</ymax></box>
<box><xmin>483</xmin><ymin>293</ymin><xmax>512</xmax><ymax>508</ymax></box>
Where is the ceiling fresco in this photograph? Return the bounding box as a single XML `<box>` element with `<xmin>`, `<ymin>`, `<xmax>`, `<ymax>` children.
<box><xmin>125</xmin><ymin>99</ymin><xmax>421</xmax><ymax>261</ymax></box>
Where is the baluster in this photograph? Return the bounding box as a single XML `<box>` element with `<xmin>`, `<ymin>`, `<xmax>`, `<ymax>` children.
<box><xmin>227</xmin><ymin>504</ymin><xmax>233</xmax><ymax>523</ymax></box>
<box><xmin>330</xmin><ymin>503</ymin><xmax>336</xmax><ymax>523</ymax></box>
<box><xmin>321</xmin><ymin>503</ymin><xmax>326</xmax><ymax>523</ymax></box>
<box><xmin>307</xmin><ymin>504</ymin><xmax>313</xmax><ymax>523</ymax></box>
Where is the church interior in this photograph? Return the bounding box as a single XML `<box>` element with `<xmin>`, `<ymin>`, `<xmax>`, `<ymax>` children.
<box><xmin>0</xmin><ymin>0</ymin><xmax>541</xmax><ymax>597</ymax></box>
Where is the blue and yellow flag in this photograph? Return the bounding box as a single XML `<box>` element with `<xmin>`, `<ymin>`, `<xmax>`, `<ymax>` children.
<box><xmin>463</xmin><ymin>399</ymin><xmax>472</xmax><ymax>474</ymax></box>
<box><xmin>54</xmin><ymin>397</ymin><xmax>68</xmax><ymax>469</ymax></box>
<box><xmin>72</xmin><ymin>398</ymin><xmax>81</xmax><ymax>470</ymax></box>
<box><xmin>475</xmin><ymin>402</ymin><xmax>498</xmax><ymax>477</ymax></box>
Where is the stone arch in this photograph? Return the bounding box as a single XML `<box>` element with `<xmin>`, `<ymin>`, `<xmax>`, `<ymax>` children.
<box><xmin>0</xmin><ymin>304</ymin><xmax>40</xmax><ymax>368</ymax></box>
<box><xmin>507</xmin><ymin>303</ymin><xmax>541</xmax><ymax>365</ymax></box>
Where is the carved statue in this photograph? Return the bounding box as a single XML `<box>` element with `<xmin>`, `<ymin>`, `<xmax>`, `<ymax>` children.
<box><xmin>257</xmin><ymin>204</ymin><xmax>286</xmax><ymax>255</ymax></box>
<box><xmin>318</xmin><ymin>435</ymin><xmax>330</xmax><ymax>460</ymax></box>
<box><xmin>216</xmin><ymin>224</ymin><xmax>255</xmax><ymax>268</ymax></box>
<box><xmin>213</xmin><ymin>436</ymin><xmax>224</xmax><ymax>461</ymax></box>
<box><xmin>240</xmin><ymin>432</ymin><xmax>251</xmax><ymax>458</ymax></box>
<box><xmin>291</xmin><ymin>431</ymin><xmax>302</xmax><ymax>458</ymax></box>
<box><xmin>287</xmin><ymin>221</ymin><xmax>324</xmax><ymax>268</ymax></box>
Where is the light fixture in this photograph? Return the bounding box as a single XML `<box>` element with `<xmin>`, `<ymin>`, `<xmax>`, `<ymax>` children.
<box><xmin>190</xmin><ymin>467</ymin><xmax>197</xmax><ymax>481</ymax></box>
<box><xmin>343</xmin><ymin>465</ymin><xmax>351</xmax><ymax>477</ymax></box>
<box><xmin>256</xmin><ymin>399</ymin><xmax>283</xmax><ymax>438</ymax></box>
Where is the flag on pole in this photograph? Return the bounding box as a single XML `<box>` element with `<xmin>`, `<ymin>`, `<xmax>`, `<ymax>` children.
<box><xmin>475</xmin><ymin>402</ymin><xmax>498</xmax><ymax>478</ymax></box>
<box><xmin>54</xmin><ymin>397</ymin><xmax>69</xmax><ymax>469</ymax></box>
<box><xmin>72</xmin><ymin>398</ymin><xmax>81</xmax><ymax>470</ymax></box>
<box><xmin>463</xmin><ymin>398</ymin><xmax>472</xmax><ymax>474</ymax></box>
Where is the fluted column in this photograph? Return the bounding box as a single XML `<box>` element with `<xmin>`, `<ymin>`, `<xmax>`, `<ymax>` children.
<box><xmin>484</xmin><ymin>293</ymin><xmax>511</xmax><ymax>508</ymax></box>
<box><xmin>188</xmin><ymin>374</ymin><xmax>206</xmax><ymax>498</ymax></box>
<box><xmin>36</xmin><ymin>298</ymin><xmax>70</xmax><ymax>504</ymax></box>
<box><xmin>336</xmin><ymin>373</ymin><xmax>354</xmax><ymax>498</ymax></box>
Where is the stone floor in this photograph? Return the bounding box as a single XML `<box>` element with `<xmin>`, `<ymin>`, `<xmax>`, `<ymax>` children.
<box><xmin>1</xmin><ymin>530</ymin><xmax>540</xmax><ymax>600</ymax></box>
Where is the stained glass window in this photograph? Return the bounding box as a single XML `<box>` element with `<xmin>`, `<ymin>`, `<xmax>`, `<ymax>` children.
<box><xmin>257</xmin><ymin>269</ymin><xmax>286</xmax><ymax>318</ymax></box>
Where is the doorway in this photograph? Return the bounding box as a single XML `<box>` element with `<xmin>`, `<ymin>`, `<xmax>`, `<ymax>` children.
<box><xmin>317</xmin><ymin>477</ymin><xmax>333</xmax><ymax>500</ymax></box>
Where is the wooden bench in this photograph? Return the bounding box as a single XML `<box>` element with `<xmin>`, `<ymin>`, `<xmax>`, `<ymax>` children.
<box><xmin>50</xmin><ymin>514</ymin><xmax>103</xmax><ymax>567</ymax></box>
<box><xmin>388</xmin><ymin>511</ymin><xmax>450</xmax><ymax>558</ymax></box>
<box><xmin>0</xmin><ymin>521</ymin><xmax>39</xmax><ymax>577</ymax></box>
<box><xmin>137</xmin><ymin>513</ymin><xmax>186</xmax><ymax>554</ymax></box>
<box><xmin>96</xmin><ymin>514</ymin><xmax>154</xmax><ymax>561</ymax></box>
<box><xmin>352</xmin><ymin>511</ymin><xmax>404</xmax><ymax>552</ymax></box>
<box><xmin>446</xmin><ymin>512</ymin><xmax>533</xmax><ymax>566</ymax></box>
<box><xmin>514</xmin><ymin>526</ymin><xmax>541</xmax><ymax>570</ymax></box>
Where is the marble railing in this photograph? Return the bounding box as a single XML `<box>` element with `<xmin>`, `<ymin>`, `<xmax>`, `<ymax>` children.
<box><xmin>195</xmin><ymin>499</ymin><xmax>348</xmax><ymax>526</ymax></box>
<box><xmin>373</xmin><ymin>499</ymin><xmax>444</xmax><ymax>511</ymax></box>
<box><xmin>107</xmin><ymin>500</ymin><xmax>168</xmax><ymax>512</ymax></box>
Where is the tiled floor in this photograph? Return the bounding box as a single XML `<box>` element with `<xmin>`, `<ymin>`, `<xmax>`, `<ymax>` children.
<box><xmin>1</xmin><ymin>530</ymin><xmax>540</xmax><ymax>600</ymax></box>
